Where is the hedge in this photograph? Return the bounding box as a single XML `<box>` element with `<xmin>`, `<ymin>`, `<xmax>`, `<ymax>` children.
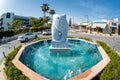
<box><xmin>30</xmin><ymin>26</ymin><xmax>51</xmax><ymax>32</ymax></box>
<box><xmin>32</xmin><ymin>37</ymin><xmax>51</xmax><ymax>42</ymax></box>
<box><xmin>0</xmin><ymin>26</ymin><xmax>51</xmax><ymax>39</ymax></box>
<box><xmin>15</xmin><ymin>28</ymin><xmax>29</xmax><ymax>35</ymax></box>
<box><xmin>93</xmin><ymin>41</ymin><xmax>120</xmax><ymax>80</ymax></box>
<box><xmin>4</xmin><ymin>45</ymin><xmax>30</xmax><ymax>80</ymax></box>
<box><xmin>0</xmin><ymin>30</ymin><xmax>15</xmax><ymax>39</ymax></box>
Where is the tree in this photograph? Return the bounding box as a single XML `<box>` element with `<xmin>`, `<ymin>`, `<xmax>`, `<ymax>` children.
<box><xmin>13</xmin><ymin>20</ymin><xmax>23</xmax><ymax>29</ymax></box>
<box><xmin>44</xmin><ymin>16</ymin><xmax>50</xmax><ymax>26</ymax></box>
<box><xmin>69</xmin><ymin>18</ymin><xmax>72</xmax><ymax>27</ymax></box>
<box><xmin>41</xmin><ymin>3</ymin><xmax>49</xmax><ymax>19</ymax></box>
<box><xmin>30</xmin><ymin>17</ymin><xmax>44</xmax><ymax>27</ymax></box>
<box><xmin>38</xmin><ymin>17</ymin><xmax>44</xmax><ymax>26</ymax></box>
<box><xmin>49</xmin><ymin>9</ymin><xmax>55</xmax><ymax>23</ymax></box>
<box><xmin>30</xmin><ymin>18</ymin><xmax>38</xmax><ymax>27</ymax></box>
<box><xmin>96</xmin><ymin>26</ymin><xmax>102</xmax><ymax>33</ymax></box>
<box><xmin>6</xmin><ymin>22</ymin><xmax>12</xmax><ymax>29</ymax></box>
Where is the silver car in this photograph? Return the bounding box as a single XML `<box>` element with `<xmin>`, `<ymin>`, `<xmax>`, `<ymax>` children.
<box><xmin>18</xmin><ymin>33</ymin><xmax>37</xmax><ymax>42</ymax></box>
<box><xmin>42</xmin><ymin>29</ymin><xmax>51</xmax><ymax>35</ymax></box>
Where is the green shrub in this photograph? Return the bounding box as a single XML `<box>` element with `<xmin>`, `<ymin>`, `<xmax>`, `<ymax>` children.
<box><xmin>79</xmin><ymin>37</ymin><xmax>92</xmax><ymax>42</ymax></box>
<box><xmin>0</xmin><ymin>26</ymin><xmax>51</xmax><ymax>39</ymax></box>
<box><xmin>67</xmin><ymin>35</ymin><xmax>74</xmax><ymax>38</ymax></box>
<box><xmin>30</xmin><ymin>26</ymin><xmax>51</xmax><ymax>32</ymax></box>
<box><xmin>32</xmin><ymin>37</ymin><xmax>51</xmax><ymax>42</ymax></box>
<box><xmin>4</xmin><ymin>45</ymin><xmax>30</xmax><ymax>80</ymax></box>
<box><xmin>93</xmin><ymin>41</ymin><xmax>120</xmax><ymax>80</ymax></box>
<box><xmin>15</xmin><ymin>28</ymin><xmax>29</xmax><ymax>35</ymax></box>
<box><xmin>0</xmin><ymin>30</ymin><xmax>15</xmax><ymax>39</ymax></box>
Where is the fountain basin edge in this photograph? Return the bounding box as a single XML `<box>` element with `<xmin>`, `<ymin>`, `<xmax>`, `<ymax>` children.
<box><xmin>12</xmin><ymin>38</ymin><xmax>110</xmax><ymax>80</ymax></box>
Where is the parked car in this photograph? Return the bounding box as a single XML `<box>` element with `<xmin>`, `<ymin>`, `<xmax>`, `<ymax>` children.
<box><xmin>42</xmin><ymin>29</ymin><xmax>51</xmax><ymax>35</ymax></box>
<box><xmin>18</xmin><ymin>33</ymin><xmax>37</xmax><ymax>42</ymax></box>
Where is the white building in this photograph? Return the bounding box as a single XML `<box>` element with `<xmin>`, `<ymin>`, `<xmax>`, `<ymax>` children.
<box><xmin>0</xmin><ymin>12</ymin><xmax>31</xmax><ymax>30</ymax></box>
<box><xmin>92</xmin><ymin>19</ymin><xmax>118</xmax><ymax>34</ymax></box>
<box><xmin>91</xmin><ymin>20</ymin><xmax>107</xmax><ymax>33</ymax></box>
<box><xmin>78</xmin><ymin>19</ymin><xmax>118</xmax><ymax>34</ymax></box>
<box><xmin>78</xmin><ymin>21</ymin><xmax>92</xmax><ymax>32</ymax></box>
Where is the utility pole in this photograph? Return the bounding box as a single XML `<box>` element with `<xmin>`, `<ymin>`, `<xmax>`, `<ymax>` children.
<box><xmin>72</xmin><ymin>17</ymin><xmax>74</xmax><ymax>25</ymax></box>
<box><xmin>86</xmin><ymin>15</ymin><xmax>92</xmax><ymax>34</ymax></box>
<box><xmin>86</xmin><ymin>15</ymin><xmax>89</xmax><ymax>22</ymax></box>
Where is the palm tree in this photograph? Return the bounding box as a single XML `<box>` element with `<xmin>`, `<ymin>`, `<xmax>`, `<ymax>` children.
<box><xmin>41</xmin><ymin>3</ymin><xmax>49</xmax><ymax>19</ymax></box>
<box><xmin>49</xmin><ymin>9</ymin><xmax>55</xmax><ymax>22</ymax></box>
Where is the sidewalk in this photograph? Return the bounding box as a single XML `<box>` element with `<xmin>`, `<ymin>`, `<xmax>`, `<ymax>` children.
<box><xmin>0</xmin><ymin>40</ymin><xmax>21</xmax><ymax>80</ymax></box>
<box><xmin>0</xmin><ymin>40</ymin><xmax>20</xmax><ymax>64</ymax></box>
<box><xmin>0</xmin><ymin>39</ymin><xmax>31</xmax><ymax>80</ymax></box>
<box><xmin>82</xmin><ymin>32</ymin><xmax>120</xmax><ymax>38</ymax></box>
<box><xmin>69</xmin><ymin>30</ymin><xmax>120</xmax><ymax>38</ymax></box>
<box><xmin>0</xmin><ymin>60</ymin><xmax>7</xmax><ymax>80</ymax></box>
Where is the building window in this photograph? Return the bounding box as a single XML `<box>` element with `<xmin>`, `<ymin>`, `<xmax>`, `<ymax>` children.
<box><xmin>6</xmin><ymin>13</ymin><xmax>11</xmax><ymax>18</ymax></box>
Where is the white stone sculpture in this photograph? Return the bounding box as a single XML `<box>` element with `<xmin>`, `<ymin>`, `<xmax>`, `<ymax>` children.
<box><xmin>50</xmin><ymin>14</ymin><xmax>70</xmax><ymax>52</ymax></box>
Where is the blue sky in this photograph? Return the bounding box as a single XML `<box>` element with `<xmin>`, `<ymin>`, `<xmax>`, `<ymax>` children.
<box><xmin>0</xmin><ymin>0</ymin><xmax>120</xmax><ymax>23</ymax></box>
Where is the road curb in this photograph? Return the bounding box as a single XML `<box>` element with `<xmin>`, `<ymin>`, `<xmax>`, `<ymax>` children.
<box><xmin>0</xmin><ymin>59</ymin><xmax>7</xmax><ymax>80</ymax></box>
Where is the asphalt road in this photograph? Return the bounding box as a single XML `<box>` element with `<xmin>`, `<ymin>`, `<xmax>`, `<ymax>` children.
<box><xmin>0</xmin><ymin>32</ymin><xmax>120</xmax><ymax>64</ymax></box>
<box><xmin>0</xmin><ymin>40</ymin><xmax>21</xmax><ymax>64</ymax></box>
<box><xmin>68</xmin><ymin>32</ymin><xmax>120</xmax><ymax>54</ymax></box>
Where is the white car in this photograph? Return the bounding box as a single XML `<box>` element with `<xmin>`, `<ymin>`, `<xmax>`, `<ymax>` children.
<box><xmin>42</xmin><ymin>29</ymin><xmax>51</xmax><ymax>35</ymax></box>
<box><xmin>18</xmin><ymin>33</ymin><xmax>37</xmax><ymax>42</ymax></box>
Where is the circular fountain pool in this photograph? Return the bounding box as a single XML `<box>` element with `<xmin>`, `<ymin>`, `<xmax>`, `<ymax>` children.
<box><xmin>19</xmin><ymin>39</ymin><xmax>103</xmax><ymax>80</ymax></box>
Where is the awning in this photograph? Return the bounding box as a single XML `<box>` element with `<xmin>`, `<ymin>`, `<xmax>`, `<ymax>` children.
<box><xmin>92</xmin><ymin>23</ymin><xmax>107</xmax><ymax>28</ymax></box>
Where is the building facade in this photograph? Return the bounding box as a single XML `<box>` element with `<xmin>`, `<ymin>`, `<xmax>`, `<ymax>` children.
<box><xmin>79</xmin><ymin>18</ymin><xmax>119</xmax><ymax>35</ymax></box>
<box><xmin>91</xmin><ymin>21</ymin><xmax>107</xmax><ymax>33</ymax></box>
<box><xmin>0</xmin><ymin>12</ymin><xmax>31</xmax><ymax>30</ymax></box>
<box><xmin>78</xmin><ymin>21</ymin><xmax>91</xmax><ymax>32</ymax></box>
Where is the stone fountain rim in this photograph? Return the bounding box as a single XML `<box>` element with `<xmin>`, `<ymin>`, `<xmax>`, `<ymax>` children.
<box><xmin>12</xmin><ymin>38</ymin><xmax>110</xmax><ymax>80</ymax></box>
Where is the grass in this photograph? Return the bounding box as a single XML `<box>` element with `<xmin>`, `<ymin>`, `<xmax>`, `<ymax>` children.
<box><xmin>93</xmin><ymin>41</ymin><xmax>120</xmax><ymax>80</ymax></box>
<box><xmin>78</xmin><ymin>37</ymin><xmax>93</xmax><ymax>42</ymax></box>
<box><xmin>67</xmin><ymin>35</ymin><xmax>75</xmax><ymax>38</ymax></box>
<box><xmin>4</xmin><ymin>45</ymin><xmax>30</xmax><ymax>80</ymax></box>
<box><xmin>32</xmin><ymin>37</ymin><xmax>51</xmax><ymax>42</ymax></box>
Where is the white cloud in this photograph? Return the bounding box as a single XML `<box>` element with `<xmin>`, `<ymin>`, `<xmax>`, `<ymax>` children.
<box><xmin>101</xmin><ymin>19</ymin><xmax>107</xmax><ymax>22</ymax></box>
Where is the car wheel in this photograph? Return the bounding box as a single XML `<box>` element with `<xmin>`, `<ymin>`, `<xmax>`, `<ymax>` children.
<box><xmin>35</xmin><ymin>35</ymin><xmax>38</xmax><ymax>38</ymax></box>
<box><xmin>20</xmin><ymin>41</ymin><xmax>23</xmax><ymax>43</ymax></box>
<box><xmin>25</xmin><ymin>38</ymin><xmax>28</xmax><ymax>42</ymax></box>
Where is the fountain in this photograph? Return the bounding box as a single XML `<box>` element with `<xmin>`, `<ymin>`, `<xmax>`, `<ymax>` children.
<box><xmin>12</xmin><ymin>14</ymin><xmax>110</xmax><ymax>80</ymax></box>
<box><xmin>50</xmin><ymin>14</ymin><xmax>70</xmax><ymax>52</ymax></box>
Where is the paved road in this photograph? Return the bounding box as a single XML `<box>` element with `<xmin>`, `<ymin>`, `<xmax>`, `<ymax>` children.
<box><xmin>0</xmin><ymin>40</ymin><xmax>21</xmax><ymax>64</ymax></box>
<box><xmin>0</xmin><ymin>35</ymin><xmax>50</xmax><ymax>64</ymax></box>
<box><xmin>68</xmin><ymin>32</ymin><xmax>120</xmax><ymax>54</ymax></box>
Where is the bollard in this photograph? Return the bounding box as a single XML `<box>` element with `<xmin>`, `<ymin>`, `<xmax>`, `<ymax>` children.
<box><xmin>3</xmin><ymin>52</ymin><xmax>6</xmax><ymax>58</ymax></box>
<box><xmin>113</xmin><ymin>46</ymin><xmax>115</xmax><ymax>50</ymax></box>
<box><xmin>9</xmin><ymin>47</ymin><xmax>11</xmax><ymax>49</ymax></box>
